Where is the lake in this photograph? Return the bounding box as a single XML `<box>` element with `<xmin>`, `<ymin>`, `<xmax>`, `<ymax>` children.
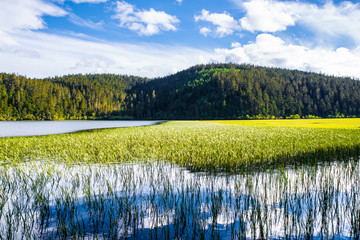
<box><xmin>0</xmin><ymin>120</ymin><xmax>160</xmax><ymax>137</ymax></box>
<box><xmin>1</xmin><ymin>159</ymin><xmax>359</xmax><ymax>239</ymax></box>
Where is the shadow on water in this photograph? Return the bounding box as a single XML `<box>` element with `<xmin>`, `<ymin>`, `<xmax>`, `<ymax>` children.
<box><xmin>0</xmin><ymin>157</ymin><xmax>359</xmax><ymax>239</ymax></box>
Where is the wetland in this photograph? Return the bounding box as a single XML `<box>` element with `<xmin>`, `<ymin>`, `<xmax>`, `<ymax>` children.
<box><xmin>0</xmin><ymin>120</ymin><xmax>359</xmax><ymax>239</ymax></box>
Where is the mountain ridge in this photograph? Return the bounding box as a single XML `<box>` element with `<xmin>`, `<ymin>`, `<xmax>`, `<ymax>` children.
<box><xmin>1</xmin><ymin>63</ymin><xmax>359</xmax><ymax>120</ymax></box>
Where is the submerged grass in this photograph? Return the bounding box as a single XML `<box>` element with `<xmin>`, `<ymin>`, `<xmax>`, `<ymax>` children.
<box><xmin>0</xmin><ymin>159</ymin><xmax>359</xmax><ymax>239</ymax></box>
<box><xmin>0</xmin><ymin>121</ymin><xmax>359</xmax><ymax>172</ymax></box>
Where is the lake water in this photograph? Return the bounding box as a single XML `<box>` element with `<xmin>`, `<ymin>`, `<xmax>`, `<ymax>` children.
<box><xmin>0</xmin><ymin>120</ymin><xmax>160</xmax><ymax>137</ymax></box>
<box><xmin>1</xmin><ymin>160</ymin><xmax>359</xmax><ymax>239</ymax></box>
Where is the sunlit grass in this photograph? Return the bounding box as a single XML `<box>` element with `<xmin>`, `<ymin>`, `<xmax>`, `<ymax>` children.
<box><xmin>1</xmin><ymin>121</ymin><xmax>359</xmax><ymax>172</ymax></box>
<box><xmin>205</xmin><ymin>118</ymin><xmax>360</xmax><ymax>129</ymax></box>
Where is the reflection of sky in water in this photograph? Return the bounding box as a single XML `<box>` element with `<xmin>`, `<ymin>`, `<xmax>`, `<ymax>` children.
<box><xmin>0</xmin><ymin>120</ymin><xmax>160</xmax><ymax>137</ymax></box>
<box><xmin>1</xmin><ymin>160</ymin><xmax>359</xmax><ymax>239</ymax></box>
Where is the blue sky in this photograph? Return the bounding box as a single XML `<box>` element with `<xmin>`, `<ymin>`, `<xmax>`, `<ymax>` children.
<box><xmin>1</xmin><ymin>0</ymin><xmax>360</xmax><ymax>78</ymax></box>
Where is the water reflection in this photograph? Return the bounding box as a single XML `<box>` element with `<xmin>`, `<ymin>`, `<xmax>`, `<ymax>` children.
<box><xmin>0</xmin><ymin>120</ymin><xmax>160</xmax><ymax>137</ymax></box>
<box><xmin>0</xmin><ymin>159</ymin><xmax>359</xmax><ymax>239</ymax></box>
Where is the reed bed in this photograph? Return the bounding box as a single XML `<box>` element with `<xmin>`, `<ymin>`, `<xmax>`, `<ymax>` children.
<box><xmin>1</xmin><ymin>121</ymin><xmax>359</xmax><ymax>239</ymax></box>
<box><xmin>1</xmin><ymin>121</ymin><xmax>360</xmax><ymax>172</ymax></box>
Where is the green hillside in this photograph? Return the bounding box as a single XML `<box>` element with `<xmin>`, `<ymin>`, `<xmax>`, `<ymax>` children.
<box><xmin>128</xmin><ymin>64</ymin><xmax>360</xmax><ymax>119</ymax></box>
<box><xmin>0</xmin><ymin>73</ymin><xmax>147</xmax><ymax>120</ymax></box>
<box><xmin>1</xmin><ymin>63</ymin><xmax>360</xmax><ymax>120</ymax></box>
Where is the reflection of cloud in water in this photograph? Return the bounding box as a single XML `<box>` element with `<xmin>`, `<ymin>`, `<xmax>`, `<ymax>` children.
<box><xmin>1</xmin><ymin>159</ymin><xmax>359</xmax><ymax>239</ymax></box>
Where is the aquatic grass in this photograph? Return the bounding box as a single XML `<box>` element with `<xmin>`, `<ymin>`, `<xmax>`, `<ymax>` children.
<box><xmin>1</xmin><ymin>121</ymin><xmax>359</xmax><ymax>172</ymax></box>
<box><xmin>0</xmin><ymin>159</ymin><xmax>359</xmax><ymax>239</ymax></box>
<box><xmin>0</xmin><ymin>121</ymin><xmax>359</xmax><ymax>239</ymax></box>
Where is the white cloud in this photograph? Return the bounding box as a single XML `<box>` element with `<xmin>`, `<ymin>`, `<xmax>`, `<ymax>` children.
<box><xmin>299</xmin><ymin>1</ymin><xmax>360</xmax><ymax>43</ymax></box>
<box><xmin>71</xmin><ymin>0</ymin><xmax>107</xmax><ymax>3</ymax></box>
<box><xmin>73</xmin><ymin>55</ymin><xmax>115</xmax><ymax>72</ymax></box>
<box><xmin>1</xmin><ymin>0</ymin><xmax>359</xmax><ymax>80</ymax></box>
<box><xmin>194</xmin><ymin>10</ymin><xmax>240</xmax><ymax>37</ymax></box>
<box><xmin>199</xmin><ymin>27</ymin><xmax>211</xmax><ymax>37</ymax></box>
<box><xmin>0</xmin><ymin>31</ymin><xmax>213</xmax><ymax>78</ymax></box>
<box><xmin>239</xmin><ymin>0</ymin><xmax>360</xmax><ymax>44</ymax></box>
<box><xmin>176</xmin><ymin>0</ymin><xmax>183</xmax><ymax>5</ymax></box>
<box><xmin>68</xmin><ymin>14</ymin><xmax>104</xmax><ymax>30</ymax></box>
<box><xmin>214</xmin><ymin>34</ymin><xmax>360</xmax><ymax>78</ymax></box>
<box><xmin>231</xmin><ymin>42</ymin><xmax>241</xmax><ymax>48</ymax></box>
<box><xmin>240</xmin><ymin>0</ymin><xmax>297</xmax><ymax>32</ymax></box>
<box><xmin>0</xmin><ymin>0</ymin><xmax>209</xmax><ymax>78</ymax></box>
<box><xmin>0</xmin><ymin>0</ymin><xmax>67</xmax><ymax>33</ymax></box>
<box><xmin>112</xmin><ymin>1</ymin><xmax>180</xmax><ymax>36</ymax></box>
<box><xmin>3</xmin><ymin>30</ymin><xmax>359</xmax><ymax>80</ymax></box>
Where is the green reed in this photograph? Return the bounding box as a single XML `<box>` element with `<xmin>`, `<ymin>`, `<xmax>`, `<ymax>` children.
<box><xmin>0</xmin><ymin>121</ymin><xmax>359</xmax><ymax>239</ymax></box>
<box><xmin>1</xmin><ymin>121</ymin><xmax>359</xmax><ymax>172</ymax></box>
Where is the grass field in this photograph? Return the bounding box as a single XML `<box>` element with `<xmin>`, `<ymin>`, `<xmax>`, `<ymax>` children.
<box><xmin>1</xmin><ymin>120</ymin><xmax>360</xmax><ymax>171</ymax></box>
<box><xmin>205</xmin><ymin>118</ymin><xmax>360</xmax><ymax>129</ymax></box>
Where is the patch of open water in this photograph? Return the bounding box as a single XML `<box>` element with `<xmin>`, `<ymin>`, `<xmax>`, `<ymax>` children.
<box><xmin>0</xmin><ymin>120</ymin><xmax>160</xmax><ymax>137</ymax></box>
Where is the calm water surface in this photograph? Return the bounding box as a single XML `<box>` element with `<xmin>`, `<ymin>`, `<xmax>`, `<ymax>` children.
<box><xmin>0</xmin><ymin>121</ymin><xmax>160</xmax><ymax>137</ymax></box>
<box><xmin>1</xmin><ymin>160</ymin><xmax>359</xmax><ymax>239</ymax></box>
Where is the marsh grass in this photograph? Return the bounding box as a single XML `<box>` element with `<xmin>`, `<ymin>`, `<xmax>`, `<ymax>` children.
<box><xmin>0</xmin><ymin>121</ymin><xmax>360</xmax><ymax>239</ymax></box>
<box><xmin>1</xmin><ymin>121</ymin><xmax>359</xmax><ymax>172</ymax></box>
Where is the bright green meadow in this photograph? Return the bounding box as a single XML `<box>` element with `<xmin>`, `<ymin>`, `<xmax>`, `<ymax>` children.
<box><xmin>207</xmin><ymin>118</ymin><xmax>360</xmax><ymax>129</ymax></box>
<box><xmin>1</xmin><ymin>120</ymin><xmax>360</xmax><ymax>171</ymax></box>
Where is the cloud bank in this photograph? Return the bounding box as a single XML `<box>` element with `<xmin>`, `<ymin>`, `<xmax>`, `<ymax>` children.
<box><xmin>214</xmin><ymin>34</ymin><xmax>360</xmax><ymax>78</ymax></box>
<box><xmin>0</xmin><ymin>31</ymin><xmax>212</xmax><ymax>78</ymax></box>
<box><xmin>239</xmin><ymin>0</ymin><xmax>360</xmax><ymax>44</ymax></box>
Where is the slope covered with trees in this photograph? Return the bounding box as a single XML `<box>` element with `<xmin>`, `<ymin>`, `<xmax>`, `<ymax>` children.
<box><xmin>0</xmin><ymin>73</ymin><xmax>147</xmax><ymax>120</ymax></box>
<box><xmin>127</xmin><ymin>64</ymin><xmax>360</xmax><ymax>119</ymax></box>
<box><xmin>1</xmin><ymin>63</ymin><xmax>360</xmax><ymax>120</ymax></box>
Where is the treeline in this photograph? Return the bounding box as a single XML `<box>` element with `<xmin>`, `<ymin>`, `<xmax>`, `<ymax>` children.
<box><xmin>0</xmin><ymin>73</ymin><xmax>147</xmax><ymax>120</ymax></box>
<box><xmin>127</xmin><ymin>64</ymin><xmax>360</xmax><ymax>119</ymax></box>
<box><xmin>1</xmin><ymin>63</ymin><xmax>360</xmax><ymax>120</ymax></box>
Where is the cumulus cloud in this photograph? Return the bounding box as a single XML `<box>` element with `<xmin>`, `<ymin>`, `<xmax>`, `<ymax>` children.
<box><xmin>1</xmin><ymin>0</ymin><xmax>359</xmax><ymax>80</ymax></box>
<box><xmin>199</xmin><ymin>27</ymin><xmax>211</xmax><ymax>37</ymax></box>
<box><xmin>214</xmin><ymin>34</ymin><xmax>360</xmax><ymax>78</ymax></box>
<box><xmin>0</xmin><ymin>0</ymin><xmax>67</xmax><ymax>33</ymax></box>
<box><xmin>240</xmin><ymin>0</ymin><xmax>297</xmax><ymax>32</ymax></box>
<box><xmin>194</xmin><ymin>10</ymin><xmax>240</xmax><ymax>37</ymax></box>
<box><xmin>239</xmin><ymin>0</ymin><xmax>360</xmax><ymax>44</ymax></box>
<box><xmin>112</xmin><ymin>1</ymin><xmax>180</xmax><ymax>36</ymax></box>
<box><xmin>0</xmin><ymin>0</ymin><xmax>210</xmax><ymax>78</ymax></box>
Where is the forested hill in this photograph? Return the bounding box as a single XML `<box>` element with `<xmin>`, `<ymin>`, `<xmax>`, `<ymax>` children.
<box><xmin>127</xmin><ymin>64</ymin><xmax>360</xmax><ymax>119</ymax></box>
<box><xmin>1</xmin><ymin>63</ymin><xmax>360</xmax><ymax>120</ymax></box>
<box><xmin>0</xmin><ymin>73</ymin><xmax>148</xmax><ymax>120</ymax></box>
